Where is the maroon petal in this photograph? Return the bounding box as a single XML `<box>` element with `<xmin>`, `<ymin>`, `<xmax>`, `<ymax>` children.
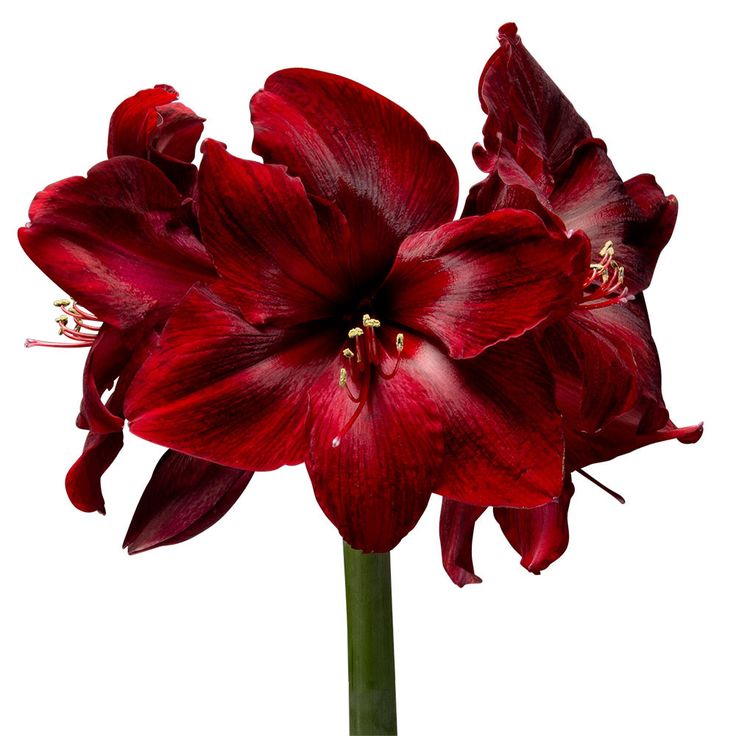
<box><xmin>494</xmin><ymin>476</ymin><xmax>575</xmax><ymax>574</ymax></box>
<box><xmin>126</xmin><ymin>284</ymin><xmax>338</xmax><ymax>471</ymax></box>
<box><xmin>407</xmin><ymin>335</ymin><xmax>564</xmax><ymax>507</ymax></box>
<box><xmin>439</xmin><ymin>499</ymin><xmax>485</xmax><ymax>587</ymax></box>
<box><xmin>383</xmin><ymin>210</ymin><xmax>589</xmax><ymax>359</ymax></box>
<box><xmin>108</xmin><ymin>85</ymin><xmax>204</xmax><ymax>194</ymax></box>
<box><xmin>18</xmin><ymin>157</ymin><xmax>213</xmax><ymax>329</ymax></box>
<box><xmin>251</xmin><ymin>68</ymin><xmax>458</xmax><ymax>285</ymax></box>
<box><xmin>199</xmin><ymin>140</ymin><xmax>353</xmax><ymax>326</ymax></box>
<box><xmin>65</xmin><ymin>430</ymin><xmax>124</xmax><ymax>513</ymax></box>
<box><xmin>479</xmin><ymin>23</ymin><xmax>592</xmax><ymax>190</ymax></box>
<box><xmin>306</xmin><ymin>343</ymin><xmax>444</xmax><ymax>553</ymax></box>
<box><xmin>123</xmin><ymin>450</ymin><xmax>253</xmax><ymax>554</ymax></box>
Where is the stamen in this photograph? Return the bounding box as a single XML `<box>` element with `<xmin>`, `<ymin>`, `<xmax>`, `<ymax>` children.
<box><xmin>25</xmin><ymin>298</ymin><xmax>101</xmax><ymax>349</ymax></box>
<box><xmin>348</xmin><ymin>327</ymin><xmax>364</xmax><ymax>339</ymax></box>
<box><xmin>342</xmin><ymin>348</ymin><xmax>355</xmax><ymax>359</ymax></box>
<box><xmin>578</xmin><ymin>241</ymin><xmax>631</xmax><ymax>311</ymax></box>
<box><xmin>577</xmin><ymin>468</ymin><xmax>626</xmax><ymax>504</ymax></box>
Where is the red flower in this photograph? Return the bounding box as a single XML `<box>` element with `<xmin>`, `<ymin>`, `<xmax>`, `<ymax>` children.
<box><xmin>20</xmin><ymin>86</ymin><xmax>253</xmax><ymax>546</ymax></box>
<box><xmin>441</xmin><ymin>24</ymin><xmax>702</xmax><ymax>582</ymax></box>
<box><xmin>124</xmin><ymin>69</ymin><xmax>591</xmax><ymax>552</ymax></box>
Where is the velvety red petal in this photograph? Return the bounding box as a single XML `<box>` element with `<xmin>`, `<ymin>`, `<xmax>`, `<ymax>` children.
<box><xmin>382</xmin><ymin>210</ymin><xmax>589</xmax><ymax>359</ymax></box>
<box><xmin>406</xmin><ymin>335</ymin><xmax>564</xmax><ymax>507</ymax></box>
<box><xmin>494</xmin><ymin>476</ymin><xmax>575</xmax><ymax>574</ymax></box>
<box><xmin>479</xmin><ymin>23</ymin><xmax>592</xmax><ymax>190</ymax></box>
<box><xmin>251</xmin><ymin>68</ymin><xmax>458</xmax><ymax>285</ymax></box>
<box><xmin>65</xmin><ymin>430</ymin><xmax>124</xmax><ymax>513</ymax></box>
<box><xmin>198</xmin><ymin>140</ymin><xmax>351</xmax><ymax>326</ymax></box>
<box><xmin>439</xmin><ymin>499</ymin><xmax>485</xmax><ymax>587</ymax></box>
<box><xmin>18</xmin><ymin>157</ymin><xmax>213</xmax><ymax>329</ymax></box>
<box><xmin>126</xmin><ymin>284</ymin><xmax>338</xmax><ymax>471</ymax></box>
<box><xmin>306</xmin><ymin>343</ymin><xmax>444</xmax><ymax>553</ymax></box>
<box><xmin>123</xmin><ymin>450</ymin><xmax>253</xmax><ymax>554</ymax></box>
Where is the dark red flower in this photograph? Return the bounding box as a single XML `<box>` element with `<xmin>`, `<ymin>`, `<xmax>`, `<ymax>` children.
<box><xmin>441</xmin><ymin>24</ymin><xmax>702</xmax><ymax>583</ymax></box>
<box><xmin>20</xmin><ymin>86</ymin><xmax>254</xmax><ymax>540</ymax></box>
<box><xmin>125</xmin><ymin>69</ymin><xmax>591</xmax><ymax>553</ymax></box>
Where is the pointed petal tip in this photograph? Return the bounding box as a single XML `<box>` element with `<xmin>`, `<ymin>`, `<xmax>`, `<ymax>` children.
<box><xmin>498</xmin><ymin>22</ymin><xmax>519</xmax><ymax>42</ymax></box>
<box><xmin>678</xmin><ymin>421</ymin><xmax>704</xmax><ymax>444</ymax></box>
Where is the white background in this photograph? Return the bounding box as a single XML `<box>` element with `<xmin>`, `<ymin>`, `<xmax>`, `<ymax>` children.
<box><xmin>1</xmin><ymin>1</ymin><xmax>731</xmax><ymax>734</ymax></box>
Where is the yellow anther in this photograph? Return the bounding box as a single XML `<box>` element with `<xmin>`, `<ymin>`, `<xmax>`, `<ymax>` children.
<box><xmin>53</xmin><ymin>299</ymin><xmax>71</xmax><ymax>307</ymax></box>
<box><xmin>396</xmin><ymin>333</ymin><xmax>404</xmax><ymax>352</ymax></box>
<box><xmin>339</xmin><ymin>367</ymin><xmax>348</xmax><ymax>387</ymax></box>
<box><xmin>600</xmin><ymin>240</ymin><xmax>614</xmax><ymax>257</ymax></box>
<box><xmin>618</xmin><ymin>265</ymin><xmax>625</xmax><ymax>280</ymax></box>
<box><xmin>348</xmin><ymin>327</ymin><xmax>364</xmax><ymax>339</ymax></box>
<box><xmin>55</xmin><ymin>316</ymin><xmax>69</xmax><ymax>325</ymax></box>
<box><xmin>343</xmin><ymin>348</ymin><xmax>355</xmax><ymax>358</ymax></box>
<box><xmin>362</xmin><ymin>314</ymin><xmax>381</xmax><ymax>328</ymax></box>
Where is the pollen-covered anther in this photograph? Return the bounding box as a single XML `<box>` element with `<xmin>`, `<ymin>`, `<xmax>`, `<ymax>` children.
<box><xmin>396</xmin><ymin>333</ymin><xmax>404</xmax><ymax>353</ymax></box>
<box><xmin>347</xmin><ymin>327</ymin><xmax>364</xmax><ymax>339</ymax></box>
<box><xmin>578</xmin><ymin>241</ymin><xmax>632</xmax><ymax>311</ymax></box>
<box><xmin>25</xmin><ymin>298</ymin><xmax>102</xmax><ymax>349</ymax></box>
<box><xmin>342</xmin><ymin>348</ymin><xmax>355</xmax><ymax>359</ymax></box>
<box><xmin>338</xmin><ymin>367</ymin><xmax>348</xmax><ymax>387</ymax></box>
<box><xmin>362</xmin><ymin>313</ymin><xmax>381</xmax><ymax>328</ymax></box>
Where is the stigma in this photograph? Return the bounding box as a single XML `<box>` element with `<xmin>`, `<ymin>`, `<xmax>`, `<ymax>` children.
<box><xmin>331</xmin><ymin>314</ymin><xmax>404</xmax><ymax>448</ymax></box>
<box><xmin>578</xmin><ymin>241</ymin><xmax>633</xmax><ymax>310</ymax></box>
<box><xmin>25</xmin><ymin>299</ymin><xmax>101</xmax><ymax>348</ymax></box>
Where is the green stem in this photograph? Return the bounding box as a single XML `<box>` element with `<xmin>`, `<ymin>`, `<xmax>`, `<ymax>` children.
<box><xmin>343</xmin><ymin>542</ymin><xmax>398</xmax><ymax>735</ymax></box>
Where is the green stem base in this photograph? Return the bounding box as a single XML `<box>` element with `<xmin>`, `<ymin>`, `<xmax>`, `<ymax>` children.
<box><xmin>343</xmin><ymin>542</ymin><xmax>398</xmax><ymax>735</ymax></box>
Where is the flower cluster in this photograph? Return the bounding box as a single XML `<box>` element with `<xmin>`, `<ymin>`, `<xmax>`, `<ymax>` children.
<box><xmin>20</xmin><ymin>24</ymin><xmax>700</xmax><ymax>575</ymax></box>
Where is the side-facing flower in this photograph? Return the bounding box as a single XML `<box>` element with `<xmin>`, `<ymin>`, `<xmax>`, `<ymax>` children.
<box><xmin>125</xmin><ymin>69</ymin><xmax>591</xmax><ymax>552</ymax></box>
<box><xmin>441</xmin><ymin>24</ymin><xmax>702</xmax><ymax>583</ymax></box>
<box><xmin>20</xmin><ymin>86</ymin><xmax>253</xmax><ymax>543</ymax></box>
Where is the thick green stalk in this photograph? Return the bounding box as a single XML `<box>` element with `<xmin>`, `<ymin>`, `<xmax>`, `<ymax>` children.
<box><xmin>343</xmin><ymin>542</ymin><xmax>398</xmax><ymax>735</ymax></box>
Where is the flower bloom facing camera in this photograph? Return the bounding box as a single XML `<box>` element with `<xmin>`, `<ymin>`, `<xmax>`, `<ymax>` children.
<box><xmin>124</xmin><ymin>69</ymin><xmax>592</xmax><ymax>552</ymax></box>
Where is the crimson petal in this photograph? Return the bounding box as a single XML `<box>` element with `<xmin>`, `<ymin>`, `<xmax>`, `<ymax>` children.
<box><xmin>65</xmin><ymin>430</ymin><xmax>124</xmax><ymax>514</ymax></box>
<box><xmin>382</xmin><ymin>210</ymin><xmax>589</xmax><ymax>359</ymax></box>
<box><xmin>126</xmin><ymin>284</ymin><xmax>338</xmax><ymax>471</ymax></box>
<box><xmin>439</xmin><ymin>499</ymin><xmax>485</xmax><ymax>587</ymax></box>
<box><xmin>406</xmin><ymin>336</ymin><xmax>564</xmax><ymax>507</ymax></box>
<box><xmin>198</xmin><ymin>140</ymin><xmax>351</xmax><ymax>326</ymax></box>
<box><xmin>18</xmin><ymin>157</ymin><xmax>213</xmax><ymax>330</ymax></box>
<box><xmin>306</xmin><ymin>344</ymin><xmax>444</xmax><ymax>553</ymax></box>
<box><xmin>251</xmin><ymin>68</ymin><xmax>458</xmax><ymax>285</ymax></box>
<box><xmin>494</xmin><ymin>476</ymin><xmax>575</xmax><ymax>574</ymax></box>
<box><xmin>123</xmin><ymin>451</ymin><xmax>253</xmax><ymax>554</ymax></box>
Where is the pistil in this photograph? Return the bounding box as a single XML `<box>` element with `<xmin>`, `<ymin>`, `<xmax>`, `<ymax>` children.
<box><xmin>332</xmin><ymin>315</ymin><xmax>404</xmax><ymax>448</ymax></box>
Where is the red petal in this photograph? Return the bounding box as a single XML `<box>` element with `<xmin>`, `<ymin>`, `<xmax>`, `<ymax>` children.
<box><xmin>494</xmin><ymin>476</ymin><xmax>575</xmax><ymax>574</ymax></box>
<box><xmin>126</xmin><ymin>285</ymin><xmax>338</xmax><ymax>471</ymax></box>
<box><xmin>18</xmin><ymin>157</ymin><xmax>213</xmax><ymax>329</ymax></box>
<box><xmin>382</xmin><ymin>210</ymin><xmax>589</xmax><ymax>359</ymax></box>
<box><xmin>123</xmin><ymin>450</ymin><xmax>253</xmax><ymax>554</ymax></box>
<box><xmin>306</xmin><ymin>343</ymin><xmax>444</xmax><ymax>553</ymax></box>
<box><xmin>406</xmin><ymin>335</ymin><xmax>564</xmax><ymax>507</ymax></box>
<box><xmin>107</xmin><ymin>85</ymin><xmax>204</xmax><ymax>194</ymax></box>
<box><xmin>198</xmin><ymin>140</ymin><xmax>351</xmax><ymax>326</ymax></box>
<box><xmin>65</xmin><ymin>430</ymin><xmax>124</xmax><ymax>513</ymax></box>
<box><xmin>251</xmin><ymin>68</ymin><xmax>458</xmax><ymax>285</ymax></box>
<box><xmin>439</xmin><ymin>499</ymin><xmax>485</xmax><ymax>587</ymax></box>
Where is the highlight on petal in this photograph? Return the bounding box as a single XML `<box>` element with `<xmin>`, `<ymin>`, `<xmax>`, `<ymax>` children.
<box><xmin>65</xmin><ymin>430</ymin><xmax>124</xmax><ymax>514</ymax></box>
<box><xmin>494</xmin><ymin>476</ymin><xmax>575</xmax><ymax>574</ymax></box>
<box><xmin>407</xmin><ymin>336</ymin><xmax>565</xmax><ymax>508</ymax></box>
<box><xmin>306</xmin><ymin>345</ymin><xmax>444</xmax><ymax>553</ymax></box>
<box><xmin>126</xmin><ymin>284</ymin><xmax>338</xmax><ymax>471</ymax></box>
<box><xmin>439</xmin><ymin>499</ymin><xmax>485</xmax><ymax>587</ymax></box>
<box><xmin>251</xmin><ymin>67</ymin><xmax>458</xmax><ymax>285</ymax></box>
<box><xmin>382</xmin><ymin>209</ymin><xmax>589</xmax><ymax>359</ymax></box>
<box><xmin>18</xmin><ymin>157</ymin><xmax>214</xmax><ymax>329</ymax></box>
<box><xmin>124</xmin><ymin>451</ymin><xmax>253</xmax><ymax>554</ymax></box>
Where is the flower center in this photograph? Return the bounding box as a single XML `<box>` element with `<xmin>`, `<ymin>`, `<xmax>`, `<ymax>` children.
<box><xmin>25</xmin><ymin>299</ymin><xmax>101</xmax><ymax>348</ymax></box>
<box><xmin>577</xmin><ymin>241</ymin><xmax>632</xmax><ymax>310</ymax></box>
<box><xmin>331</xmin><ymin>313</ymin><xmax>404</xmax><ymax>448</ymax></box>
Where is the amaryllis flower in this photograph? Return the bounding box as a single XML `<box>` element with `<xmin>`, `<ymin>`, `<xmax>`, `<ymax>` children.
<box><xmin>20</xmin><ymin>86</ymin><xmax>253</xmax><ymax>548</ymax></box>
<box><xmin>124</xmin><ymin>68</ymin><xmax>592</xmax><ymax>552</ymax></box>
<box><xmin>441</xmin><ymin>24</ymin><xmax>702</xmax><ymax>582</ymax></box>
